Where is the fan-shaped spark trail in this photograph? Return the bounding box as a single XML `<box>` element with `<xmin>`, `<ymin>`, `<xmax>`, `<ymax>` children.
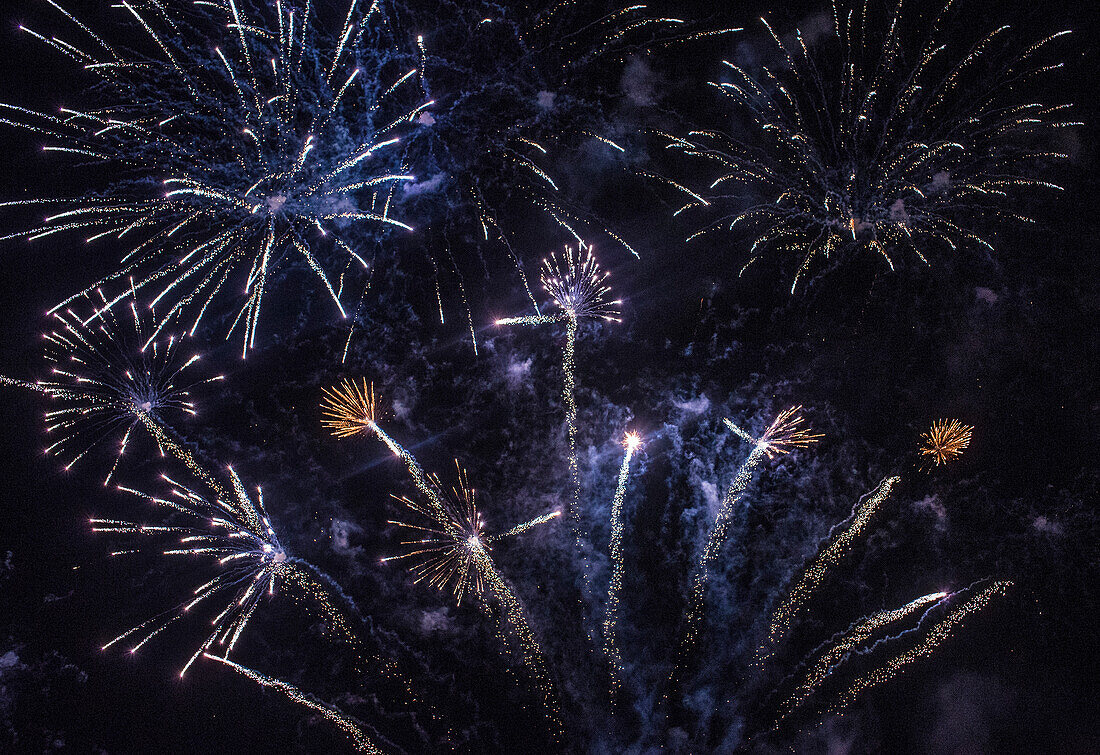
<box><xmin>323</xmin><ymin>387</ymin><xmax>563</xmax><ymax>738</ymax></box>
<box><xmin>495</xmin><ymin>245</ymin><xmax>621</xmax><ymax>585</ymax></box>
<box><xmin>380</xmin><ymin>465</ymin><xmax>564</xmax><ymax>741</ymax></box>
<box><xmin>675</xmin><ymin>409</ymin><xmax>822</xmax><ymax>682</ymax></box>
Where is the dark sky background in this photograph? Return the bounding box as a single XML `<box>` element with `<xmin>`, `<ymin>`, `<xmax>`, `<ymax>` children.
<box><xmin>0</xmin><ymin>0</ymin><xmax>1097</xmax><ymax>752</ymax></box>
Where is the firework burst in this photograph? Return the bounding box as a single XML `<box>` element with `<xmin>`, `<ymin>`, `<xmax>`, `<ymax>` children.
<box><xmin>658</xmin><ymin>0</ymin><xmax>1077</xmax><ymax>291</ymax></box>
<box><xmin>2</xmin><ymin>0</ymin><xmax>427</xmax><ymax>353</ymax></box>
<box><xmin>0</xmin><ymin>290</ymin><xmax>221</xmax><ymax>483</ymax></box>
<box><xmin>95</xmin><ymin>464</ymin><xmax>293</xmax><ymax>678</ymax></box>
<box><xmin>920</xmin><ymin>418</ymin><xmax>974</xmax><ymax>466</ymax></box>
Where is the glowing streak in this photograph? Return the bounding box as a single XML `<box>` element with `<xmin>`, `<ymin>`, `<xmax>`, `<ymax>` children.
<box><xmin>204</xmin><ymin>653</ymin><xmax>379</xmax><ymax>753</ymax></box>
<box><xmin>829</xmin><ymin>581</ymin><xmax>1013</xmax><ymax>711</ymax></box>
<box><xmin>604</xmin><ymin>431</ymin><xmax>640</xmax><ymax>699</ymax></box>
<box><xmin>765</xmin><ymin>477</ymin><xmax>900</xmax><ymax>653</ymax></box>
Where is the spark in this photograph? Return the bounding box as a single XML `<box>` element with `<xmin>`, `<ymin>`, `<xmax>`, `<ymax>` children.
<box><xmin>920</xmin><ymin>418</ymin><xmax>973</xmax><ymax>466</ymax></box>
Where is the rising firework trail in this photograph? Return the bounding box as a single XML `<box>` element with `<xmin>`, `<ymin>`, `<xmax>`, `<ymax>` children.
<box><xmin>763</xmin><ymin>477</ymin><xmax>900</xmax><ymax>656</ymax></box>
<box><xmin>772</xmin><ymin>590</ymin><xmax>949</xmax><ymax>726</ymax></box>
<box><xmin>1</xmin><ymin>0</ymin><xmax>427</xmax><ymax>354</ymax></box>
<box><xmin>0</xmin><ymin>290</ymin><xmax>222</xmax><ymax>484</ymax></box>
<box><xmin>657</xmin><ymin>0</ymin><xmax>1078</xmax><ymax>290</ymax></box>
<box><xmin>828</xmin><ymin>581</ymin><xmax>1014</xmax><ymax>712</ymax></box>
<box><xmin>496</xmin><ymin>244</ymin><xmax>621</xmax><ymax>566</ymax></box>
<box><xmin>604</xmin><ymin>430</ymin><xmax>641</xmax><ymax>701</ymax></box>
<box><xmin>674</xmin><ymin>408</ymin><xmax>822</xmax><ymax>684</ymax></box>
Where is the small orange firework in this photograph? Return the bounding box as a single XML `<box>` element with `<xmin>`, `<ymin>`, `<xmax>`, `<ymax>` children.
<box><xmin>758</xmin><ymin>406</ymin><xmax>823</xmax><ymax>458</ymax></box>
<box><xmin>320</xmin><ymin>378</ymin><xmax>376</xmax><ymax>438</ymax></box>
<box><xmin>919</xmin><ymin>419</ymin><xmax>973</xmax><ymax>466</ymax></box>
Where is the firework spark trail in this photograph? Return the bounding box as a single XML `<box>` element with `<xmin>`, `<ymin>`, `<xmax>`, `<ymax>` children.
<box><xmin>658</xmin><ymin>0</ymin><xmax>1078</xmax><ymax>290</ymax></box>
<box><xmin>0</xmin><ymin>291</ymin><xmax>222</xmax><ymax>484</ymax></box>
<box><xmin>828</xmin><ymin>581</ymin><xmax>1013</xmax><ymax>712</ymax></box>
<box><xmin>2</xmin><ymin>0</ymin><xmax>426</xmax><ymax>353</ymax></box>
<box><xmin>604</xmin><ymin>431</ymin><xmax>640</xmax><ymax>700</ymax></box>
<box><xmin>322</xmin><ymin>385</ymin><xmax>563</xmax><ymax>735</ymax></box>
<box><xmin>773</xmin><ymin>590</ymin><xmax>949</xmax><ymax>725</ymax></box>
<box><xmin>763</xmin><ymin>477</ymin><xmax>900</xmax><ymax>656</ymax></box>
<box><xmin>496</xmin><ymin>245</ymin><xmax>621</xmax><ymax>584</ymax></box>
<box><xmin>379</xmin><ymin>461</ymin><xmax>564</xmax><ymax>740</ymax></box>
<box><xmin>675</xmin><ymin>409</ymin><xmax>822</xmax><ymax>679</ymax></box>
<box><xmin>920</xmin><ymin>418</ymin><xmax>973</xmax><ymax>466</ymax></box>
<box><xmin>203</xmin><ymin>653</ymin><xmax>380</xmax><ymax>753</ymax></box>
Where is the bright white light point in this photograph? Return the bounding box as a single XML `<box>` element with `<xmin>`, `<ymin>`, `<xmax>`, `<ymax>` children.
<box><xmin>466</xmin><ymin>535</ymin><xmax>480</xmax><ymax>548</ymax></box>
<box><xmin>623</xmin><ymin>431</ymin><xmax>642</xmax><ymax>451</ymax></box>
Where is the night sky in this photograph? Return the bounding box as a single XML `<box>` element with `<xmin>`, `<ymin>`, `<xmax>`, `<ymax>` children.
<box><xmin>0</xmin><ymin>0</ymin><xmax>1097</xmax><ymax>752</ymax></box>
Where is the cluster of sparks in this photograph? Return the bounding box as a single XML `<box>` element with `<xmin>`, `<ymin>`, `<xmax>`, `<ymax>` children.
<box><xmin>658</xmin><ymin>0</ymin><xmax>1078</xmax><ymax>290</ymax></box>
<box><xmin>920</xmin><ymin>417</ymin><xmax>974</xmax><ymax>466</ymax></box>
<box><xmin>2</xmin><ymin>0</ymin><xmax>426</xmax><ymax>354</ymax></box>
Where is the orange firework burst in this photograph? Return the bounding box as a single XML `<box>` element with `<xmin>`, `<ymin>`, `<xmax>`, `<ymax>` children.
<box><xmin>758</xmin><ymin>406</ymin><xmax>824</xmax><ymax>458</ymax></box>
<box><xmin>919</xmin><ymin>419</ymin><xmax>973</xmax><ymax>466</ymax></box>
<box><xmin>320</xmin><ymin>379</ymin><xmax>377</xmax><ymax>438</ymax></box>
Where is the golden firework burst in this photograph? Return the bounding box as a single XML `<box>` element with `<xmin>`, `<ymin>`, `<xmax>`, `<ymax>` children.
<box><xmin>320</xmin><ymin>378</ymin><xmax>377</xmax><ymax>438</ymax></box>
<box><xmin>919</xmin><ymin>419</ymin><xmax>973</xmax><ymax>466</ymax></box>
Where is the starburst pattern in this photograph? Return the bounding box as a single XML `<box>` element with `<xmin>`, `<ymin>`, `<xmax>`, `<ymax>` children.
<box><xmin>920</xmin><ymin>418</ymin><xmax>974</xmax><ymax>466</ymax></box>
